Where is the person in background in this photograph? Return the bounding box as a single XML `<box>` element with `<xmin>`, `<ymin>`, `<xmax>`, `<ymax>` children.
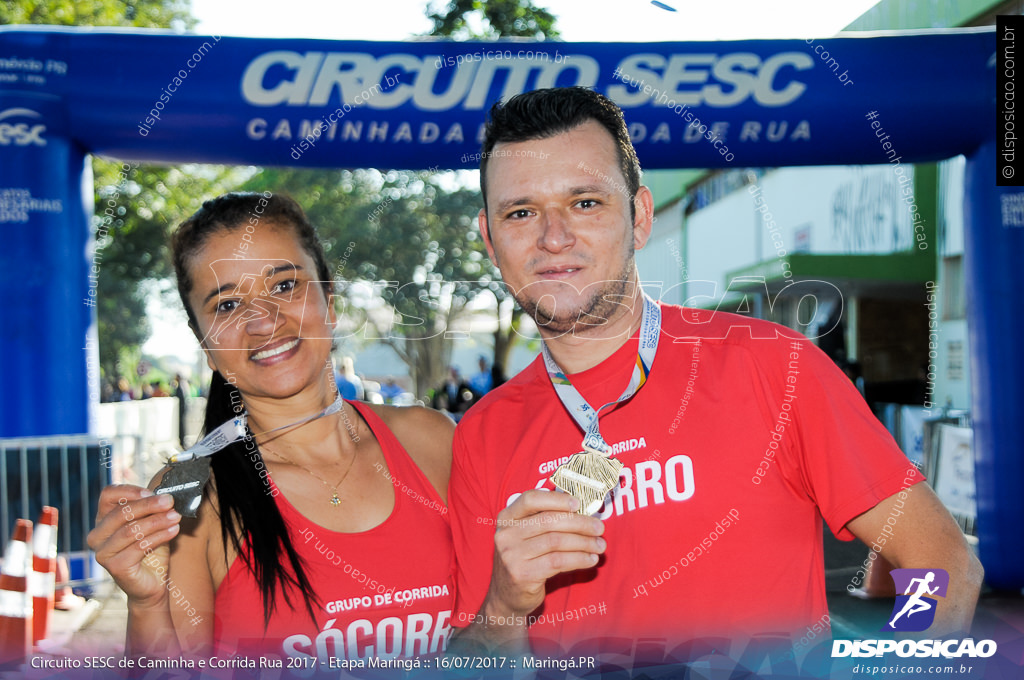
<box><xmin>379</xmin><ymin>377</ymin><xmax>404</xmax><ymax>404</ymax></box>
<box><xmin>101</xmin><ymin>380</ymin><xmax>115</xmax><ymax>403</ymax></box>
<box><xmin>468</xmin><ymin>355</ymin><xmax>493</xmax><ymax>398</ymax></box>
<box><xmin>334</xmin><ymin>356</ymin><xmax>365</xmax><ymax>401</ymax></box>
<box><xmin>433</xmin><ymin>367</ymin><xmax>474</xmax><ymax>422</ymax></box>
<box><xmin>490</xmin><ymin>361</ymin><xmax>507</xmax><ymax>391</ymax></box>
<box><xmin>115</xmin><ymin>377</ymin><xmax>133</xmax><ymax>401</ymax></box>
<box><xmin>173</xmin><ymin>374</ymin><xmax>189</xmax><ymax>449</ymax></box>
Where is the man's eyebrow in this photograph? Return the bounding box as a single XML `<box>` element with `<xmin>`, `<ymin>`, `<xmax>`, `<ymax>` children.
<box><xmin>494</xmin><ymin>197</ymin><xmax>531</xmax><ymax>215</ymax></box>
<box><xmin>568</xmin><ymin>184</ymin><xmax>610</xmax><ymax>196</ymax></box>
<box><xmin>494</xmin><ymin>185</ymin><xmax>611</xmax><ymax>215</ymax></box>
<box><xmin>202</xmin><ymin>263</ymin><xmax>302</xmax><ymax>306</ymax></box>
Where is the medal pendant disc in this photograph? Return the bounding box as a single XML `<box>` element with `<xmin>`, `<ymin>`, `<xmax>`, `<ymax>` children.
<box><xmin>550</xmin><ymin>452</ymin><xmax>623</xmax><ymax>515</ymax></box>
<box><xmin>155</xmin><ymin>456</ymin><xmax>211</xmax><ymax>518</ymax></box>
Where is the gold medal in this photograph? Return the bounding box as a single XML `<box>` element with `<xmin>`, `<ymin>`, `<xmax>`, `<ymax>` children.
<box><xmin>550</xmin><ymin>451</ymin><xmax>623</xmax><ymax>515</ymax></box>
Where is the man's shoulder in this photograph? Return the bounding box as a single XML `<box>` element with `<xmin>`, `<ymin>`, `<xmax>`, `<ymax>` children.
<box><xmin>658</xmin><ymin>303</ymin><xmax>804</xmax><ymax>348</ymax></box>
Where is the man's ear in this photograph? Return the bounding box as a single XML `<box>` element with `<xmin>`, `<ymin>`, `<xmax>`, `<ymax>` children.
<box><xmin>479</xmin><ymin>208</ymin><xmax>499</xmax><ymax>267</ymax></box>
<box><xmin>632</xmin><ymin>186</ymin><xmax>655</xmax><ymax>250</ymax></box>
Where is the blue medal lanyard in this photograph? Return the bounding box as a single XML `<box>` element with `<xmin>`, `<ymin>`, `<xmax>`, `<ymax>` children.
<box><xmin>541</xmin><ymin>294</ymin><xmax>662</xmax><ymax>455</ymax></box>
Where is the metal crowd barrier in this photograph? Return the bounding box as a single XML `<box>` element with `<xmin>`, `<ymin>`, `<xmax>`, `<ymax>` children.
<box><xmin>0</xmin><ymin>435</ymin><xmax>111</xmax><ymax>587</ymax></box>
<box><xmin>0</xmin><ymin>398</ymin><xmax>199</xmax><ymax>589</ymax></box>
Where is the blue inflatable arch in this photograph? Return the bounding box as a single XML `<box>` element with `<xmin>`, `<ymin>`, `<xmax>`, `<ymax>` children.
<box><xmin>0</xmin><ymin>26</ymin><xmax>1019</xmax><ymax>587</ymax></box>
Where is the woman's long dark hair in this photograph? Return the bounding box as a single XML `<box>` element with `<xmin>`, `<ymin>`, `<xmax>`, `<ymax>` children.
<box><xmin>172</xmin><ymin>191</ymin><xmax>333</xmax><ymax>625</ymax></box>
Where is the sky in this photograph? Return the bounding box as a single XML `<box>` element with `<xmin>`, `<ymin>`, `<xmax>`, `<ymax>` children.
<box><xmin>190</xmin><ymin>0</ymin><xmax>882</xmax><ymax>42</ymax></box>
<box><xmin>143</xmin><ymin>0</ymin><xmax>883</xmax><ymax>364</ymax></box>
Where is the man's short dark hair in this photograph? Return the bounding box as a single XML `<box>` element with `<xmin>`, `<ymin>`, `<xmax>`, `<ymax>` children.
<box><xmin>479</xmin><ymin>87</ymin><xmax>641</xmax><ymax>217</ymax></box>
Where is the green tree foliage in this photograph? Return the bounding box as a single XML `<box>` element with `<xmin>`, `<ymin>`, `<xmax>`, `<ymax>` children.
<box><xmin>427</xmin><ymin>0</ymin><xmax>559</xmax><ymax>39</ymax></box>
<box><xmin>351</xmin><ymin>179</ymin><xmax>492</xmax><ymax>399</ymax></box>
<box><xmin>92</xmin><ymin>163</ymin><xmax>237</xmax><ymax>383</ymax></box>
<box><xmin>426</xmin><ymin>0</ymin><xmax>560</xmax><ymax>374</ymax></box>
<box><xmin>0</xmin><ymin>0</ymin><xmax>195</xmax><ymax>30</ymax></box>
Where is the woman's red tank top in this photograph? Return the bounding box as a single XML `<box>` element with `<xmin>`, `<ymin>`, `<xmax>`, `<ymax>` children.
<box><xmin>212</xmin><ymin>401</ymin><xmax>455</xmax><ymax>663</ymax></box>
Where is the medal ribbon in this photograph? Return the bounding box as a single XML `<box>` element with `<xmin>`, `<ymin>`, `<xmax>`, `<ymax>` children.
<box><xmin>168</xmin><ymin>394</ymin><xmax>345</xmax><ymax>463</ymax></box>
<box><xmin>541</xmin><ymin>294</ymin><xmax>661</xmax><ymax>455</ymax></box>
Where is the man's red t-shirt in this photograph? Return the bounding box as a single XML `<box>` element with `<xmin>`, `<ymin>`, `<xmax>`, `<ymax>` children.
<box><xmin>450</xmin><ymin>305</ymin><xmax>923</xmax><ymax>656</ymax></box>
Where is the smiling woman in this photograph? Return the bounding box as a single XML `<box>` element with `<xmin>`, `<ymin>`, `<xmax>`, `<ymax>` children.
<box><xmin>87</xmin><ymin>193</ymin><xmax>457</xmax><ymax>663</ymax></box>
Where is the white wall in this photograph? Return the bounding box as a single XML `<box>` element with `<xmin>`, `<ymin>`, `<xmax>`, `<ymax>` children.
<box><xmin>636</xmin><ymin>199</ymin><xmax>686</xmax><ymax>306</ymax></box>
<box><xmin>686</xmin><ymin>165</ymin><xmax>920</xmax><ymax>297</ymax></box>
<box><xmin>685</xmin><ymin>182</ymin><xmax>759</xmax><ymax>299</ymax></box>
<box><xmin>772</xmin><ymin>164</ymin><xmax>918</xmax><ymax>256</ymax></box>
<box><xmin>932</xmin><ymin>155</ymin><xmax>971</xmax><ymax>411</ymax></box>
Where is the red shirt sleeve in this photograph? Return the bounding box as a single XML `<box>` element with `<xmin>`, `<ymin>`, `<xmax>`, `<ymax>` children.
<box><xmin>449</xmin><ymin>422</ymin><xmax>496</xmax><ymax>628</ymax></box>
<box><xmin>774</xmin><ymin>338</ymin><xmax>926</xmax><ymax>540</ymax></box>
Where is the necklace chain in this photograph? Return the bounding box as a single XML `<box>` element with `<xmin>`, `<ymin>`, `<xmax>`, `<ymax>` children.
<box><xmin>260</xmin><ymin>402</ymin><xmax>361</xmax><ymax>507</ymax></box>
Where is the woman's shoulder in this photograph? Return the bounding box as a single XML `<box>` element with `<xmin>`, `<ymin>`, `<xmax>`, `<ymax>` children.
<box><xmin>360</xmin><ymin>403</ymin><xmax>453</xmax><ymax>497</ymax></box>
<box><xmin>360</xmin><ymin>402</ymin><xmax>452</xmax><ymax>438</ymax></box>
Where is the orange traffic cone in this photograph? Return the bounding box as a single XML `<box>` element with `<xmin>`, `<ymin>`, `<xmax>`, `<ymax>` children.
<box><xmin>31</xmin><ymin>507</ymin><xmax>58</xmax><ymax>645</ymax></box>
<box><xmin>0</xmin><ymin>519</ymin><xmax>33</xmax><ymax>669</ymax></box>
<box><xmin>848</xmin><ymin>551</ymin><xmax>897</xmax><ymax>599</ymax></box>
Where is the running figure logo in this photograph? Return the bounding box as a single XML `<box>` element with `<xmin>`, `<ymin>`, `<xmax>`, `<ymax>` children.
<box><xmin>884</xmin><ymin>568</ymin><xmax>950</xmax><ymax>632</ymax></box>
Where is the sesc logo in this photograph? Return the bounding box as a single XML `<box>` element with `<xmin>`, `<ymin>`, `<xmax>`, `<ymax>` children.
<box><xmin>884</xmin><ymin>568</ymin><xmax>948</xmax><ymax>632</ymax></box>
<box><xmin>0</xmin><ymin>108</ymin><xmax>46</xmax><ymax>146</ymax></box>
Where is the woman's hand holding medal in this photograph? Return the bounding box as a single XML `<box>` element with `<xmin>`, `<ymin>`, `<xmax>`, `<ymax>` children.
<box><xmin>88</xmin><ymin>484</ymin><xmax>181</xmax><ymax>609</ymax></box>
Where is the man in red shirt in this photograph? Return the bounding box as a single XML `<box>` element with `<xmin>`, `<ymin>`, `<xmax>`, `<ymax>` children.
<box><xmin>449</xmin><ymin>86</ymin><xmax>982</xmax><ymax>664</ymax></box>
